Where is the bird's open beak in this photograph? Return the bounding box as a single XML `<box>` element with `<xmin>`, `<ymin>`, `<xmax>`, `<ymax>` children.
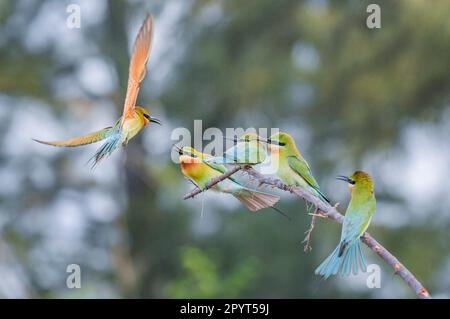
<box><xmin>336</xmin><ymin>175</ymin><xmax>353</xmax><ymax>184</ymax></box>
<box><xmin>149</xmin><ymin>116</ymin><xmax>162</xmax><ymax>125</ymax></box>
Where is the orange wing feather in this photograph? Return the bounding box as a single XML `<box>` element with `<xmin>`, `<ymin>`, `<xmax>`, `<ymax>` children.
<box><xmin>122</xmin><ymin>14</ymin><xmax>154</xmax><ymax>121</ymax></box>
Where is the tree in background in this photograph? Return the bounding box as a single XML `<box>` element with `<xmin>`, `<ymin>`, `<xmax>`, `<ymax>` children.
<box><xmin>0</xmin><ymin>0</ymin><xmax>449</xmax><ymax>298</ymax></box>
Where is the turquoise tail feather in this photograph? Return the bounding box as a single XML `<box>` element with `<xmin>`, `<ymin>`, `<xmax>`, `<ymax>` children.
<box><xmin>315</xmin><ymin>246</ymin><xmax>340</xmax><ymax>279</ymax></box>
<box><xmin>87</xmin><ymin>132</ymin><xmax>121</xmax><ymax>169</ymax></box>
<box><xmin>315</xmin><ymin>239</ymin><xmax>366</xmax><ymax>279</ymax></box>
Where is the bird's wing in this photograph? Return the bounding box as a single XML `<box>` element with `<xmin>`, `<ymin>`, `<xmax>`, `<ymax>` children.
<box><xmin>199</xmin><ymin>153</ymin><xmax>226</xmax><ymax>172</ymax></box>
<box><xmin>341</xmin><ymin>209</ymin><xmax>373</xmax><ymax>243</ymax></box>
<box><xmin>287</xmin><ymin>155</ymin><xmax>321</xmax><ymax>190</ymax></box>
<box><xmin>199</xmin><ymin>153</ymin><xmax>252</xmax><ymax>189</ymax></box>
<box><xmin>33</xmin><ymin>127</ymin><xmax>114</xmax><ymax>147</ymax></box>
<box><xmin>207</xmin><ymin>161</ymin><xmax>247</xmax><ymax>186</ymax></box>
<box><xmin>223</xmin><ymin>143</ymin><xmax>258</xmax><ymax>164</ymax></box>
<box><xmin>287</xmin><ymin>155</ymin><xmax>330</xmax><ymax>202</ymax></box>
<box><xmin>122</xmin><ymin>14</ymin><xmax>154</xmax><ymax>121</ymax></box>
<box><xmin>204</xmin><ymin>160</ymin><xmax>227</xmax><ymax>174</ymax></box>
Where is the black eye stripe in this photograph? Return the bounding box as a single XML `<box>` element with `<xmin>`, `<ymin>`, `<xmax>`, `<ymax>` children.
<box><xmin>143</xmin><ymin>114</ymin><xmax>150</xmax><ymax>119</ymax></box>
<box><xmin>271</xmin><ymin>140</ymin><xmax>285</xmax><ymax>146</ymax></box>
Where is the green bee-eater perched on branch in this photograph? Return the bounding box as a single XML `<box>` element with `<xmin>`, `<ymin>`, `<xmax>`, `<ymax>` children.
<box><xmin>266</xmin><ymin>132</ymin><xmax>329</xmax><ymax>204</ymax></box>
<box><xmin>178</xmin><ymin>146</ymin><xmax>280</xmax><ymax>212</ymax></box>
<box><xmin>315</xmin><ymin>171</ymin><xmax>376</xmax><ymax>279</ymax></box>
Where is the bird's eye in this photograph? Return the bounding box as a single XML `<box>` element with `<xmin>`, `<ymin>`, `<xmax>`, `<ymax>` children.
<box><xmin>143</xmin><ymin>113</ymin><xmax>150</xmax><ymax>120</ymax></box>
<box><xmin>278</xmin><ymin>142</ymin><xmax>286</xmax><ymax>146</ymax></box>
<box><xmin>349</xmin><ymin>180</ymin><xmax>356</xmax><ymax>185</ymax></box>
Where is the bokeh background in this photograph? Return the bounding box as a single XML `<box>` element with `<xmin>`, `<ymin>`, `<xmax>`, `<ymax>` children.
<box><xmin>0</xmin><ymin>0</ymin><xmax>449</xmax><ymax>298</ymax></box>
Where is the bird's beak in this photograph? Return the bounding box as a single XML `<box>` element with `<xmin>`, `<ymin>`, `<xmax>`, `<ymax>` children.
<box><xmin>172</xmin><ymin>143</ymin><xmax>183</xmax><ymax>155</ymax></box>
<box><xmin>336</xmin><ymin>175</ymin><xmax>353</xmax><ymax>184</ymax></box>
<box><xmin>223</xmin><ymin>136</ymin><xmax>238</xmax><ymax>143</ymax></box>
<box><xmin>149</xmin><ymin>116</ymin><xmax>162</xmax><ymax>125</ymax></box>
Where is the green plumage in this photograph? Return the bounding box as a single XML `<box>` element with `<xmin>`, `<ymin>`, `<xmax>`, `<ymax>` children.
<box><xmin>315</xmin><ymin>171</ymin><xmax>376</xmax><ymax>278</ymax></box>
<box><xmin>268</xmin><ymin>132</ymin><xmax>329</xmax><ymax>203</ymax></box>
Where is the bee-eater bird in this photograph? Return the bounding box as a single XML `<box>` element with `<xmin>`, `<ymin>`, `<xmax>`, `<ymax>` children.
<box><xmin>315</xmin><ymin>171</ymin><xmax>376</xmax><ymax>279</ymax></box>
<box><xmin>206</xmin><ymin>133</ymin><xmax>267</xmax><ymax>165</ymax></box>
<box><xmin>33</xmin><ymin>15</ymin><xmax>161</xmax><ymax>168</ymax></box>
<box><xmin>178</xmin><ymin>146</ymin><xmax>280</xmax><ymax>212</ymax></box>
<box><xmin>266</xmin><ymin>132</ymin><xmax>329</xmax><ymax>204</ymax></box>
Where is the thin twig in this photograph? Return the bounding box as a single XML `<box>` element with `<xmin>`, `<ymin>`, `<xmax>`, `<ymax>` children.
<box><xmin>243</xmin><ymin>167</ymin><xmax>431</xmax><ymax>299</ymax></box>
<box><xmin>302</xmin><ymin>208</ymin><xmax>318</xmax><ymax>252</ymax></box>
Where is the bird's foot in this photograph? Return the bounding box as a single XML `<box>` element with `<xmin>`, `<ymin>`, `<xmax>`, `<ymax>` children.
<box><xmin>308</xmin><ymin>211</ymin><xmax>328</xmax><ymax>219</ymax></box>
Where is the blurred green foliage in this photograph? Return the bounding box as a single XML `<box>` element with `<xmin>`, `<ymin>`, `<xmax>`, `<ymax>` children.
<box><xmin>167</xmin><ymin>246</ymin><xmax>258</xmax><ymax>298</ymax></box>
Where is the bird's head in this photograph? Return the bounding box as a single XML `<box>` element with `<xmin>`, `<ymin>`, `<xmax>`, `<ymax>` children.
<box><xmin>336</xmin><ymin>171</ymin><xmax>374</xmax><ymax>194</ymax></box>
<box><xmin>266</xmin><ymin>132</ymin><xmax>296</xmax><ymax>155</ymax></box>
<box><xmin>176</xmin><ymin>146</ymin><xmax>205</xmax><ymax>164</ymax></box>
<box><xmin>136</xmin><ymin>107</ymin><xmax>161</xmax><ymax>126</ymax></box>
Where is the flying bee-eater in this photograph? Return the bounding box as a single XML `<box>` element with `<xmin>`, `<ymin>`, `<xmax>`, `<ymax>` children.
<box><xmin>178</xmin><ymin>146</ymin><xmax>280</xmax><ymax>212</ymax></box>
<box><xmin>266</xmin><ymin>132</ymin><xmax>329</xmax><ymax>204</ymax></box>
<box><xmin>34</xmin><ymin>15</ymin><xmax>161</xmax><ymax>168</ymax></box>
<box><xmin>315</xmin><ymin>171</ymin><xmax>376</xmax><ymax>279</ymax></box>
<box><xmin>206</xmin><ymin>133</ymin><xmax>267</xmax><ymax>165</ymax></box>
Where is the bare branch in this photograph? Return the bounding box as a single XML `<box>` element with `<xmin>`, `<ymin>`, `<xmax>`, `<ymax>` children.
<box><xmin>181</xmin><ymin>165</ymin><xmax>431</xmax><ymax>298</ymax></box>
<box><xmin>243</xmin><ymin>167</ymin><xmax>431</xmax><ymax>299</ymax></box>
<box><xmin>182</xmin><ymin>165</ymin><xmax>243</xmax><ymax>200</ymax></box>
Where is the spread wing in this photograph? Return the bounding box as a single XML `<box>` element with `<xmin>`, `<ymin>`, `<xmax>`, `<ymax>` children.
<box><xmin>122</xmin><ymin>14</ymin><xmax>154</xmax><ymax>121</ymax></box>
<box><xmin>33</xmin><ymin>127</ymin><xmax>114</xmax><ymax>147</ymax></box>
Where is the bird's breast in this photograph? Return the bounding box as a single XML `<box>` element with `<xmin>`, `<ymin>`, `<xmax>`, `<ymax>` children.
<box><xmin>180</xmin><ymin>157</ymin><xmax>203</xmax><ymax>178</ymax></box>
<box><xmin>122</xmin><ymin>116</ymin><xmax>145</xmax><ymax>140</ymax></box>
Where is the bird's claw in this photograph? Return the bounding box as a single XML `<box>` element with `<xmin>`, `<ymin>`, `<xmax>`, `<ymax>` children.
<box><xmin>308</xmin><ymin>211</ymin><xmax>327</xmax><ymax>218</ymax></box>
